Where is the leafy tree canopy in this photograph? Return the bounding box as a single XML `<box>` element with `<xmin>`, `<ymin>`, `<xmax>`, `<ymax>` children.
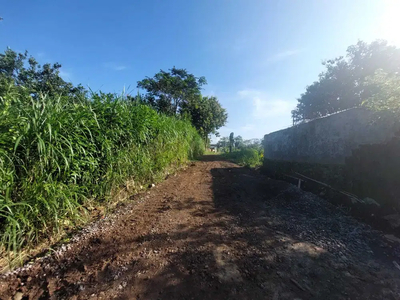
<box><xmin>292</xmin><ymin>40</ymin><xmax>400</xmax><ymax>123</ymax></box>
<box><xmin>217</xmin><ymin>137</ymin><xmax>229</xmax><ymax>149</ymax></box>
<box><xmin>217</xmin><ymin>136</ymin><xmax>263</xmax><ymax>152</ymax></box>
<box><xmin>182</xmin><ymin>96</ymin><xmax>228</xmax><ymax>142</ymax></box>
<box><xmin>234</xmin><ymin>135</ymin><xmax>243</xmax><ymax>148</ymax></box>
<box><xmin>138</xmin><ymin>67</ymin><xmax>227</xmax><ymax>143</ymax></box>
<box><xmin>363</xmin><ymin>70</ymin><xmax>400</xmax><ymax>113</ymax></box>
<box><xmin>0</xmin><ymin>48</ymin><xmax>85</xmax><ymax>98</ymax></box>
<box><xmin>137</xmin><ymin>67</ymin><xmax>207</xmax><ymax>115</ymax></box>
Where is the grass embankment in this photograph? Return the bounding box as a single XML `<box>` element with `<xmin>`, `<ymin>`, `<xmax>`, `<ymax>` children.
<box><xmin>0</xmin><ymin>89</ymin><xmax>204</xmax><ymax>260</ymax></box>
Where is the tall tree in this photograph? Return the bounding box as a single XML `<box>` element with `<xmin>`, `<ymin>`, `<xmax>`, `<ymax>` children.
<box><xmin>217</xmin><ymin>137</ymin><xmax>229</xmax><ymax>150</ymax></box>
<box><xmin>182</xmin><ymin>96</ymin><xmax>227</xmax><ymax>146</ymax></box>
<box><xmin>292</xmin><ymin>40</ymin><xmax>400</xmax><ymax>123</ymax></box>
<box><xmin>137</xmin><ymin>67</ymin><xmax>207</xmax><ymax>115</ymax></box>
<box><xmin>229</xmin><ymin>132</ymin><xmax>234</xmax><ymax>153</ymax></box>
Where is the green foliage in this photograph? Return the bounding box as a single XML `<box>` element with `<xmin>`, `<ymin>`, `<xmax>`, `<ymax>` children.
<box><xmin>229</xmin><ymin>132</ymin><xmax>234</xmax><ymax>153</ymax></box>
<box><xmin>292</xmin><ymin>40</ymin><xmax>400</xmax><ymax>123</ymax></box>
<box><xmin>218</xmin><ymin>135</ymin><xmax>263</xmax><ymax>167</ymax></box>
<box><xmin>0</xmin><ymin>48</ymin><xmax>85</xmax><ymax>98</ymax></box>
<box><xmin>137</xmin><ymin>67</ymin><xmax>207</xmax><ymax>115</ymax></box>
<box><xmin>217</xmin><ymin>136</ymin><xmax>262</xmax><ymax>153</ymax></box>
<box><xmin>363</xmin><ymin>70</ymin><xmax>400</xmax><ymax>113</ymax></box>
<box><xmin>182</xmin><ymin>96</ymin><xmax>227</xmax><ymax>142</ymax></box>
<box><xmin>234</xmin><ymin>135</ymin><xmax>244</xmax><ymax>148</ymax></box>
<box><xmin>0</xmin><ymin>88</ymin><xmax>204</xmax><ymax>254</ymax></box>
<box><xmin>138</xmin><ymin>67</ymin><xmax>228</xmax><ymax>146</ymax></box>
<box><xmin>0</xmin><ymin>49</ymin><xmax>217</xmax><ymax>258</ymax></box>
<box><xmin>224</xmin><ymin>148</ymin><xmax>262</xmax><ymax>167</ymax></box>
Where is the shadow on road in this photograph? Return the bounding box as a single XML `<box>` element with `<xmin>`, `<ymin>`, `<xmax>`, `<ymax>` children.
<box><xmin>115</xmin><ymin>163</ymin><xmax>398</xmax><ymax>299</ymax></box>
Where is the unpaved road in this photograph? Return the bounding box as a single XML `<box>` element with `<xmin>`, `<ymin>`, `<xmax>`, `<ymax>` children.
<box><xmin>1</xmin><ymin>156</ymin><xmax>400</xmax><ymax>299</ymax></box>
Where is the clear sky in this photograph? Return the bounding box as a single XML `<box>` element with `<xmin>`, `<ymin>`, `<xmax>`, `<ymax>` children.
<box><xmin>1</xmin><ymin>0</ymin><xmax>399</xmax><ymax>141</ymax></box>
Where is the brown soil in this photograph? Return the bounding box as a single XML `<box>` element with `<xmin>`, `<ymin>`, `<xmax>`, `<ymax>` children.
<box><xmin>1</xmin><ymin>156</ymin><xmax>400</xmax><ymax>300</ymax></box>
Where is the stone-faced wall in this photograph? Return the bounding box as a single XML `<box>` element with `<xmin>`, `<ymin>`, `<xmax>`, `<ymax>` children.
<box><xmin>264</xmin><ymin>108</ymin><xmax>400</xmax><ymax>164</ymax></box>
<box><xmin>263</xmin><ymin>108</ymin><xmax>400</xmax><ymax>210</ymax></box>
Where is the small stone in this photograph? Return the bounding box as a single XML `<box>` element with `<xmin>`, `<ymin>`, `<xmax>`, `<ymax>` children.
<box><xmin>13</xmin><ymin>292</ymin><xmax>24</xmax><ymax>300</ymax></box>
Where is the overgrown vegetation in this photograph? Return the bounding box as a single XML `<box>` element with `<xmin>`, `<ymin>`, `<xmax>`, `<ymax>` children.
<box><xmin>0</xmin><ymin>49</ymin><xmax>210</xmax><ymax>258</ymax></box>
<box><xmin>0</xmin><ymin>48</ymin><xmax>85</xmax><ymax>98</ymax></box>
<box><xmin>363</xmin><ymin>69</ymin><xmax>400</xmax><ymax>113</ymax></box>
<box><xmin>0</xmin><ymin>88</ymin><xmax>204</xmax><ymax>255</ymax></box>
<box><xmin>292</xmin><ymin>40</ymin><xmax>400</xmax><ymax>123</ymax></box>
<box><xmin>223</xmin><ymin>148</ymin><xmax>262</xmax><ymax>167</ymax></box>
<box><xmin>217</xmin><ymin>134</ymin><xmax>263</xmax><ymax>167</ymax></box>
<box><xmin>138</xmin><ymin>68</ymin><xmax>227</xmax><ymax>146</ymax></box>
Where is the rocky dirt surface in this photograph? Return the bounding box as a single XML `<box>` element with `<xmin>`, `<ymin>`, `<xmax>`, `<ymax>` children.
<box><xmin>1</xmin><ymin>155</ymin><xmax>400</xmax><ymax>299</ymax></box>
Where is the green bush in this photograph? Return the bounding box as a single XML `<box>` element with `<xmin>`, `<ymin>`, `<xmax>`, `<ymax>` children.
<box><xmin>224</xmin><ymin>148</ymin><xmax>262</xmax><ymax>167</ymax></box>
<box><xmin>0</xmin><ymin>88</ymin><xmax>204</xmax><ymax>254</ymax></box>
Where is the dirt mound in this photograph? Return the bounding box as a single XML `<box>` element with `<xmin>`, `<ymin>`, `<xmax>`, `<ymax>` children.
<box><xmin>1</xmin><ymin>156</ymin><xmax>400</xmax><ymax>299</ymax></box>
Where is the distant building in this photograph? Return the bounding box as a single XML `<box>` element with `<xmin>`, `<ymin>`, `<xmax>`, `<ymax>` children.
<box><xmin>209</xmin><ymin>144</ymin><xmax>218</xmax><ymax>152</ymax></box>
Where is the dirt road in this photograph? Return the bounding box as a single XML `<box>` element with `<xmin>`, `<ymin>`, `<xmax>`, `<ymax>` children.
<box><xmin>1</xmin><ymin>156</ymin><xmax>400</xmax><ymax>299</ymax></box>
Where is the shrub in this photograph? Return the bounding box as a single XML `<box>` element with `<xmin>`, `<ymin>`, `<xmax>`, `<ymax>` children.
<box><xmin>224</xmin><ymin>148</ymin><xmax>262</xmax><ymax>167</ymax></box>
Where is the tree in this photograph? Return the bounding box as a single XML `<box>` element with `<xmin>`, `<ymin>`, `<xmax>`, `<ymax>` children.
<box><xmin>363</xmin><ymin>70</ymin><xmax>400</xmax><ymax>113</ymax></box>
<box><xmin>229</xmin><ymin>132</ymin><xmax>234</xmax><ymax>153</ymax></box>
<box><xmin>292</xmin><ymin>40</ymin><xmax>400</xmax><ymax>123</ymax></box>
<box><xmin>234</xmin><ymin>135</ymin><xmax>243</xmax><ymax>149</ymax></box>
<box><xmin>218</xmin><ymin>137</ymin><xmax>229</xmax><ymax>149</ymax></box>
<box><xmin>137</xmin><ymin>67</ymin><xmax>207</xmax><ymax>115</ymax></box>
<box><xmin>0</xmin><ymin>48</ymin><xmax>85</xmax><ymax>98</ymax></box>
<box><xmin>138</xmin><ymin>67</ymin><xmax>228</xmax><ymax>145</ymax></box>
<box><xmin>182</xmin><ymin>96</ymin><xmax>227</xmax><ymax>146</ymax></box>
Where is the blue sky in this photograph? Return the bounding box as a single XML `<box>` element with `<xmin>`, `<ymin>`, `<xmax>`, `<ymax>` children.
<box><xmin>1</xmin><ymin>0</ymin><xmax>399</xmax><ymax>141</ymax></box>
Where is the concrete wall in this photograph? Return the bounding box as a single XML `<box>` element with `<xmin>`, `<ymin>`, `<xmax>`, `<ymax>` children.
<box><xmin>264</xmin><ymin>108</ymin><xmax>400</xmax><ymax>165</ymax></box>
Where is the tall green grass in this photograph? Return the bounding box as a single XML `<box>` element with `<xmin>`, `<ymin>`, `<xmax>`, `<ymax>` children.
<box><xmin>223</xmin><ymin>148</ymin><xmax>263</xmax><ymax>167</ymax></box>
<box><xmin>0</xmin><ymin>87</ymin><xmax>204</xmax><ymax>255</ymax></box>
